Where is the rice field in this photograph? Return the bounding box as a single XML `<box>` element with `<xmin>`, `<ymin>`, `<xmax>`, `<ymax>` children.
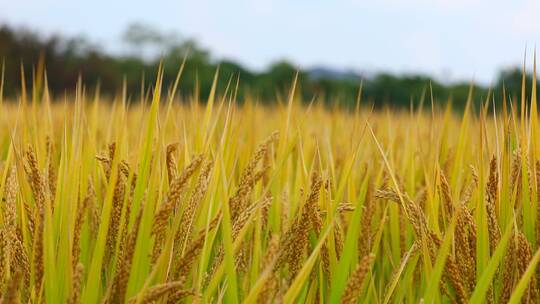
<box><xmin>1</xmin><ymin>66</ymin><xmax>540</xmax><ymax>304</ymax></box>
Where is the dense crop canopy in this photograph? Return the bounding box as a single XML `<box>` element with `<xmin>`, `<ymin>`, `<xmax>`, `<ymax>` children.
<box><xmin>1</xmin><ymin>65</ymin><xmax>540</xmax><ymax>303</ymax></box>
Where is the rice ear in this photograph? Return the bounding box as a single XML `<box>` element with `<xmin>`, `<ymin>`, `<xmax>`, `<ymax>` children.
<box><xmin>341</xmin><ymin>254</ymin><xmax>375</xmax><ymax>304</ymax></box>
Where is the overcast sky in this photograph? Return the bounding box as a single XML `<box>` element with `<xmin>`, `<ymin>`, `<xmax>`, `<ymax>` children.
<box><xmin>0</xmin><ymin>0</ymin><xmax>538</xmax><ymax>84</ymax></box>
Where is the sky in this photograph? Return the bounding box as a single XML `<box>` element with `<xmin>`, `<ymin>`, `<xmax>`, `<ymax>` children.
<box><xmin>0</xmin><ymin>0</ymin><xmax>538</xmax><ymax>84</ymax></box>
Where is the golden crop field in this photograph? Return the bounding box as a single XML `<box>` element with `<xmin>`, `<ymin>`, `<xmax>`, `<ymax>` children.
<box><xmin>0</xmin><ymin>67</ymin><xmax>540</xmax><ymax>304</ymax></box>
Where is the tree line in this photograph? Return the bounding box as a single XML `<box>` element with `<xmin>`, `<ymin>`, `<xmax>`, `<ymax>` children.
<box><xmin>0</xmin><ymin>23</ymin><xmax>536</xmax><ymax>110</ymax></box>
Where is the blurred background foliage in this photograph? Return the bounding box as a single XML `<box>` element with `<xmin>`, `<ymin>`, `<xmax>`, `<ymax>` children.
<box><xmin>0</xmin><ymin>22</ymin><xmax>537</xmax><ymax>111</ymax></box>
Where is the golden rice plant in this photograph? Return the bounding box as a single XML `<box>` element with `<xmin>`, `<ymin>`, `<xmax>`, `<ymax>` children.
<box><xmin>2</xmin><ymin>61</ymin><xmax>540</xmax><ymax>304</ymax></box>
